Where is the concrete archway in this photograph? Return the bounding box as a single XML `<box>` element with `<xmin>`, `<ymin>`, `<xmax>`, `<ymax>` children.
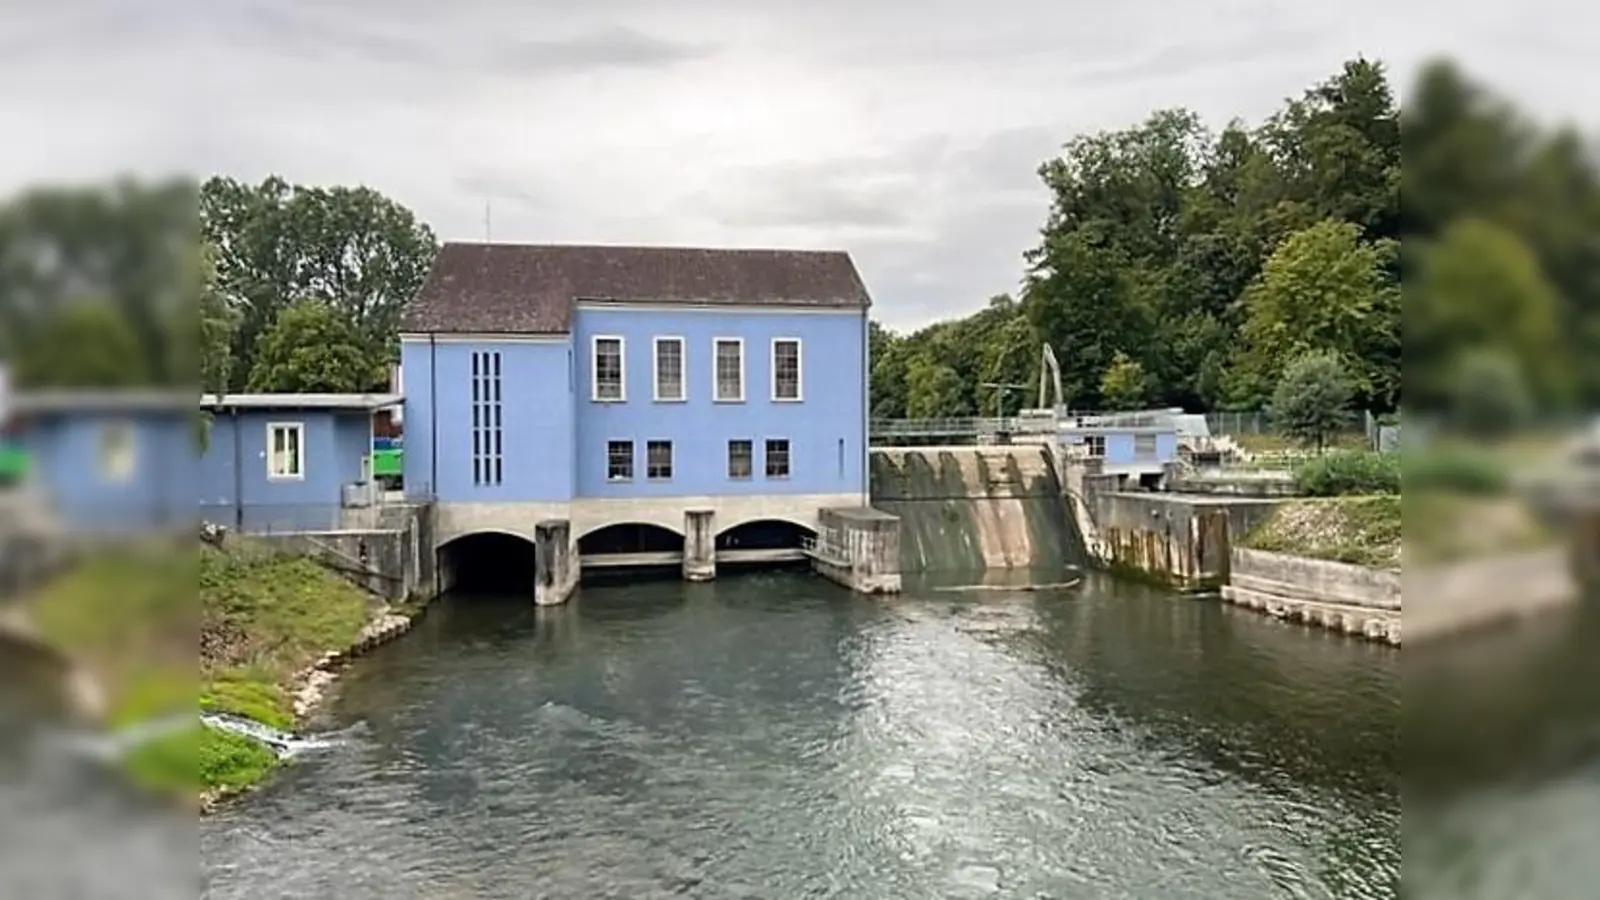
<box><xmin>438</xmin><ymin>530</ymin><xmax>539</xmax><ymax>596</ymax></box>
<box><xmin>578</xmin><ymin>522</ymin><xmax>684</xmax><ymax>556</ymax></box>
<box><xmin>715</xmin><ymin>518</ymin><xmax>816</xmax><ymax>552</ymax></box>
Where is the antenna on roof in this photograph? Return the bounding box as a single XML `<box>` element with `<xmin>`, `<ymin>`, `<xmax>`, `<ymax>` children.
<box><xmin>484</xmin><ymin>198</ymin><xmax>492</xmax><ymax>242</ymax></box>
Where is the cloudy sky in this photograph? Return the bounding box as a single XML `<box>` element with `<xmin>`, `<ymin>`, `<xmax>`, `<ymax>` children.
<box><xmin>1</xmin><ymin>1</ymin><xmax>1592</xmax><ymax>330</ymax></box>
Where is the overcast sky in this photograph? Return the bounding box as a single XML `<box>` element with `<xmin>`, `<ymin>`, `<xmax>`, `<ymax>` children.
<box><xmin>1</xmin><ymin>1</ymin><xmax>1592</xmax><ymax>330</ymax></box>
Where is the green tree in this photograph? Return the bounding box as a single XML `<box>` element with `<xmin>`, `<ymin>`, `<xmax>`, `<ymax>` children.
<box><xmin>1446</xmin><ymin>348</ymin><xmax>1533</xmax><ymax>439</ymax></box>
<box><xmin>1405</xmin><ymin>217</ymin><xmax>1569</xmax><ymax>410</ymax></box>
<box><xmin>246</xmin><ymin>299</ymin><xmax>381</xmax><ymax>393</ymax></box>
<box><xmin>0</xmin><ymin>178</ymin><xmax>197</xmax><ymax>388</ymax></box>
<box><xmin>202</xmin><ymin>176</ymin><xmax>439</xmax><ymax>390</ymax></box>
<box><xmin>904</xmin><ymin>358</ymin><xmax>966</xmax><ymax>419</ymax></box>
<box><xmin>1099</xmin><ymin>352</ymin><xmax>1150</xmax><ymax>410</ymax></box>
<box><xmin>8</xmin><ymin>300</ymin><xmax>151</xmax><ymax>388</ymax></box>
<box><xmin>1270</xmin><ymin>352</ymin><xmax>1354</xmax><ymax>453</ymax></box>
<box><xmin>1228</xmin><ymin>219</ymin><xmax>1396</xmax><ymax>409</ymax></box>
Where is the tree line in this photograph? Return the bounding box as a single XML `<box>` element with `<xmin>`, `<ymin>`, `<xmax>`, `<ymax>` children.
<box><xmin>1</xmin><ymin>57</ymin><xmax>1594</xmax><ymax>434</ymax></box>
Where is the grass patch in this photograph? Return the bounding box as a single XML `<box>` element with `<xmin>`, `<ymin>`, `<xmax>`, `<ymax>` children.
<box><xmin>28</xmin><ymin>543</ymin><xmax>195</xmax><ymax>726</ymax></box>
<box><xmin>197</xmin><ymin>724</ymin><xmax>279</xmax><ymax>792</ymax></box>
<box><xmin>1233</xmin><ymin>431</ymin><xmax>1369</xmax><ymax>454</ymax></box>
<box><xmin>1240</xmin><ymin>496</ymin><xmax>1402</xmax><ymax>569</ymax></box>
<box><xmin>27</xmin><ymin>535</ymin><xmax>377</xmax><ymax>801</ymax></box>
<box><xmin>199</xmin><ymin>671</ymin><xmax>294</xmax><ymax>732</ymax></box>
<box><xmin>1403</xmin><ymin>491</ymin><xmax>1559</xmax><ymax>566</ymax></box>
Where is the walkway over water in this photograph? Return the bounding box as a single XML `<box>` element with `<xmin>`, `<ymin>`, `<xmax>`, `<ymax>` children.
<box><xmin>869</xmin><ymin>410</ymin><xmax>1181</xmax><ymax>444</ymax></box>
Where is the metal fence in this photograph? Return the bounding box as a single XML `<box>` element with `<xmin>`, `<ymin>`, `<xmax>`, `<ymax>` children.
<box><xmin>199</xmin><ymin>502</ymin><xmax>349</xmax><ymax>535</ymax></box>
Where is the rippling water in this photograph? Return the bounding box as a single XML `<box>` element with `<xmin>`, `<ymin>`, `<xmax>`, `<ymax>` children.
<box><xmin>199</xmin><ymin>570</ymin><xmax>1401</xmax><ymax>898</ymax></box>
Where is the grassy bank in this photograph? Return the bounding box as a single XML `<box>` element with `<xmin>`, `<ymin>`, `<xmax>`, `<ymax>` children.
<box><xmin>26</xmin><ymin>536</ymin><xmax>375</xmax><ymax>800</ymax></box>
<box><xmin>1239</xmin><ymin>496</ymin><xmax>1402</xmax><ymax>569</ymax></box>
<box><xmin>198</xmin><ymin>537</ymin><xmax>373</xmax><ymax>793</ymax></box>
<box><xmin>28</xmin><ymin>543</ymin><xmax>196</xmax><ymax>792</ymax></box>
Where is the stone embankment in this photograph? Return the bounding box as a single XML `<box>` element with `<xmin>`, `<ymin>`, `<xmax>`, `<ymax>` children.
<box><xmin>289</xmin><ymin>612</ymin><xmax>415</xmax><ymax>719</ymax></box>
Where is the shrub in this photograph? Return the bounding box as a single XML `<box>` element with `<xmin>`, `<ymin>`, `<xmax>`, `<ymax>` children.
<box><xmin>1292</xmin><ymin>450</ymin><xmax>1400</xmax><ymax>496</ymax></box>
<box><xmin>1401</xmin><ymin>448</ymin><xmax>1509</xmax><ymax>495</ymax></box>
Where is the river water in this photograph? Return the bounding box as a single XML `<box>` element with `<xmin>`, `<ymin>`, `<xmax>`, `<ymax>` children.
<box><xmin>199</xmin><ymin>569</ymin><xmax>1403</xmax><ymax>899</ymax></box>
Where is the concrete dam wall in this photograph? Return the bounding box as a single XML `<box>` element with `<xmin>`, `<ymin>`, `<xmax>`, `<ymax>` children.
<box><xmin>869</xmin><ymin>446</ymin><xmax>1084</xmax><ymax>573</ymax></box>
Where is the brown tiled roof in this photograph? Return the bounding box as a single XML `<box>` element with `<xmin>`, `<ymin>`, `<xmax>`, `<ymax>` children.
<box><xmin>400</xmin><ymin>242</ymin><xmax>872</xmax><ymax>334</ymax></box>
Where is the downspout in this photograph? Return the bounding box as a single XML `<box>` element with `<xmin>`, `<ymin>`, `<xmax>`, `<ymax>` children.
<box><xmin>429</xmin><ymin>334</ymin><xmax>438</xmax><ymax>499</ymax></box>
<box><xmin>429</xmin><ymin>333</ymin><xmax>440</xmax><ymax>600</ymax></box>
<box><xmin>230</xmin><ymin>407</ymin><xmax>242</xmax><ymax>529</ymax></box>
<box><xmin>861</xmin><ymin>308</ymin><xmax>870</xmax><ymax>507</ymax></box>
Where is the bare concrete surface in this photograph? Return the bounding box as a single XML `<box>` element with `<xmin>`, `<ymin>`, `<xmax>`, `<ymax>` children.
<box><xmin>1404</xmin><ymin>547</ymin><xmax>1577</xmax><ymax>643</ymax></box>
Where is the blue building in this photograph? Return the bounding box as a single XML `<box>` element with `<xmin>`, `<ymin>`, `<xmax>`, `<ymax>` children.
<box><xmin>399</xmin><ymin>242</ymin><xmax>873</xmax><ymax>600</ymax></box>
<box><xmin>1056</xmin><ymin>409</ymin><xmax>1181</xmax><ymax>486</ymax></box>
<box><xmin>199</xmin><ymin>393</ymin><xmax>402</xmax><ymax>532</ymax></box>
<box><xmin>5</xmin><ymin>389</ymin><xmax>195</xmax><ymax>536</ymax></box>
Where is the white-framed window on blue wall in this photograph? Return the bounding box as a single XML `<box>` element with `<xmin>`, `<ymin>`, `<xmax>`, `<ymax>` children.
<box><xmin>713</xmin><ymin>337</ymin><xmax>744</xmax><ymax>402</ymax></box>
<box><xmin>727</xmin><ymin>439</ymin><xmax>753</xmax><ymax>479</ymax></box>
<box><xmin>653</xmin><ymin>336</ymin><xmax>685</xmax><ymax>402</ymax></box>
<box><xmin>764</xmin><ymin>438</ymin><xmax>790</xmax><ymax>478</ymax></box>
<box><xmin>771</xmin><ymin>337</ymin><xmax>802</xmax><ymax>401</ymax></box>
<box><xmin>471</xmin><ymin>350</ymin><xmax>503</xmax><ymax>486</ymax></box>
<box><xmin>97</xmin><ymin>421</ymin><xmax>136</xmax><ymax>484</ymax></box>
<box><xmin>647</xmin><ymin>440</ymin><xmax>673</xmax><ymax>480</ymax></box>
<box><xmin>266</xmin><ymin>422</ymin><xmax>304</xmax><ymax>480</ymax></box>
<box><xmin>1134</xmin><ymin>433</ymin><xmax>1157</xmax><ymax>460</ymax></box>
<box><xmin>606</xmin><ymin>440</ymin><xmax>634</xmax><ymax>481</ymax></box>
<box><xmin>593</xmin><ymin>335</ymin><xmax>625</xmax><ymax>401</ymax></box>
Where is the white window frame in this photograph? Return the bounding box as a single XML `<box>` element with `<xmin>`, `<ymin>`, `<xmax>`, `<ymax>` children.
<box><xmin>96</xmin><ymin>420</ymin><xmax>137</xmax><ymax>484</ymax></box>
<box><xmin>591</xmin><ymin>334</ymin><xmax>626</xmax><ymax>402</ymax></box>
<box><xmin>652</xmin><ymin>335</ymin><xmax>686</xmax><ymax>402</ymax></box>
<box><xmin>646</xmin><ymin>439</ymin><xmax>673</xmax><ymax>481</ymax></box>
<box><xmin>606</xmin><ymin>439</ymin><xmax>634</xmax><ymax>482</ymax></box>
<box><xmin>764</xmin><ymin>437</ymin><xmax>791</xmax><ymax>479</ymax></box>
<box><xmin>712</xmin><ymin>337</ymin><xmax>745</xmax><ymax>403</ymax></box>
<box><xmin>770</xmin><ymin>337</ymin><xmax>803</xmax><ymax>402</ymax></box>
<box><xmin>266</xmin><ymin>421</ymin><xmax>306</xmax><ymax>481</ymax></box>
<box><xmin>727</xmin><ymin>438</ymin><xmax>753</xmax><ymax>480</ymax></box>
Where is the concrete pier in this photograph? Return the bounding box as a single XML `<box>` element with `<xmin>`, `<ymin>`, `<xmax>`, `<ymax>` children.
<box><xmin>533</xmin><ymin>519</ymin><xmax>577</xmax><ymax>606</ymax></box>
<box><xmin>810</xmin><ymin>507</ymin><xmax>902</xmax><ymax>594</ymax></box>
<box><xmin>683</xmin><ymin>508</ymin><xmax>716</xmax><ymax>582</ymax></box>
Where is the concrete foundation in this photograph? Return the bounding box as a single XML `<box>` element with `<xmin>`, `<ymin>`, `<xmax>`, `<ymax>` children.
<box><xmin>812</xmin><ymin>507</ymin><xmax>902</xmax><ymax>594</ymax></box>
<box><xmin>683</xmin><ymin>508</ymin><xmax>716</xmax><ymax>582</ymax></box>
<box><xmin>1222</xmin><ymin>547</ymin><xmax>1401</xmax><ymax>645</ymax></box>
<box><xmin>533</xmin><ymin>519</ymin><xmax>577</xmax><ymax>607</ymax></box>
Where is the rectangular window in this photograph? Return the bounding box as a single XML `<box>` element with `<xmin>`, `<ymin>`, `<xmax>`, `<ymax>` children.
<box><xmin>470</xmin><ymin>350</ymin><xmax>503</xmax><ymax>486</ymax></box>
<box><xmin>765</xmin><ymin>438</ymin><xmax>790</xmax><ymax>478</ymax></box>
<box><xmin>653</xmin><ymin>336</ymin><xmax>685</xmax><ymax>401</ymax></box>
<box><xmin>97</xmin><ymin>421</ymin><xmax>136</xmax><ymax>484</ymax></box>
<box><xmin>592</xmin><ymin>335</ymin><xmax>625</xmax><ymax>401</ymax></box>
<box><xmin>714</xmin><ymin>337</ymin><xmax>744</xmax><ymax>402</ymax></box>
<box><xmin>1084</xmin><ymin>435</ymin><xmax>1106</xmax><ymax>458</ymax></box>
<box><xmin>771</xmin><ymin>338</ymin><xmax>802</xmax><ymax>401</ymax></box>
<box><xmin>727</xmin><ymin>439</ymin><xmax>753</xmax><ymax>479</ymax></box>
<box><xmin>606</xmin><ymin>440</ymin><xmax>634</xmax><ymax>481</ymax></box>
<box><xmin>1134</xmin><ymin>433</ymin><xmax>1158</xmax><ymax>459</ymax></box>
<box><xmin>647</xmin><ymin>440</ymin><xmax>673</xmax><ymax>480</ymax></box>
<box><xmin>267</xmin><ymin>422</ymin><xmax>304</xmax><ymax>479</ymax></box>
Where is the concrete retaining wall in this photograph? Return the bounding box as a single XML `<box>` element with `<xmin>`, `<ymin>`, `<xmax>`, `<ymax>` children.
<box><xmin>1094</xmin><ymin>493</ymin><xmax>1281</xmax><ymax>592</ymax></box>
<box><xmin>1221</xmin><ymin>547</ymin><xmax>1401</xmax><ymax>645</ymax></box>
<box><xmin>253</xmin><ymin>502</ymin><xmax>431</xmax><ymax>602</ymax></box>
<box><xmin>870</xmin><ymin>446</ymin><xmax>1081</xmax><ymax>572</ymax></box>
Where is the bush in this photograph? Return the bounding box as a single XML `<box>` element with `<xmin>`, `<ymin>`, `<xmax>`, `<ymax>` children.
<box><xmin>1401</xmin><ymin>448</ymin><xmax>1509</xmax><ymax>495</ymax></box>
<box><xmin>1292</xmin><ymin>450</ymin><xmax>1400</xmax><ymax>496</ymax></box>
